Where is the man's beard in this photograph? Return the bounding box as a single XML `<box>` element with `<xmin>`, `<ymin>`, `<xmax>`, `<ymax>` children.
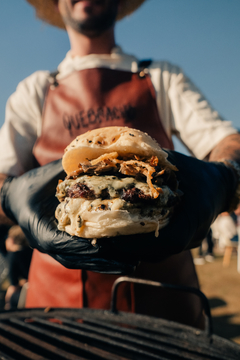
<box><xmin>62</xmin><ymin>2</ymin><xmax>119</xmax><ymax>38</ymax></box>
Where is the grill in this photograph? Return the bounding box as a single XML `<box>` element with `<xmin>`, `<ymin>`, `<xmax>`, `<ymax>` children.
<box><xmin>0</xmin><ymin>277</ymin><xmax>239</xmax><ymax>360</ymax></box>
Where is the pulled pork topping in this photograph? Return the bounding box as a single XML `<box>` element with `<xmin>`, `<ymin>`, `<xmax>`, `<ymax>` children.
<box><xmin>66</xmin><ymin>152</ymin><xmax>178</xmax><ymax>199</ymax></box>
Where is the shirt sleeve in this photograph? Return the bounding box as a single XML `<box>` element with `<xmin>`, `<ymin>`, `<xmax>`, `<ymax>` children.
<box><xmin>0</xmin><ymin>71</ymin><xmax>50</xmax><ymax>176</ymax></box>
<box><xmin>151</xmin><ymin>62</ymin><xmax>238</xmax><ymax>159</ymax></box>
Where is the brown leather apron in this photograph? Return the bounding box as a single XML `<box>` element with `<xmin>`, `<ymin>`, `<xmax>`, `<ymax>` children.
<box><xmin>27</xmin><ymin>66</ymin><xmax>203</xmax><ymax>327</ymax></box>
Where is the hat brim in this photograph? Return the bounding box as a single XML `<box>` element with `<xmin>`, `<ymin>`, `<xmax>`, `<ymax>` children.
<box><xmin>27</xmin><ymin>0</ymin><xmax>146</xmax><ymax>29</ymax></box>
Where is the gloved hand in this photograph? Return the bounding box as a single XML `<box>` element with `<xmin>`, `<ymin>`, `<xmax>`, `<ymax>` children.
<box><xmin>109</xmin><ymin>150</ymin><xmax>238</xmax><ymax>262</ymax></box>
<box><xmin>0</xmin><ymin>160</ymin><xmax>138</xmax><ymax>274</ymax></box>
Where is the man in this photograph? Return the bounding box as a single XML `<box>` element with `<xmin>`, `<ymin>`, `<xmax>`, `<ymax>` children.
<box><xmin>0</xmin><ymin>0</ymin><xmax>239</xmax><ymax>328</ymax></box>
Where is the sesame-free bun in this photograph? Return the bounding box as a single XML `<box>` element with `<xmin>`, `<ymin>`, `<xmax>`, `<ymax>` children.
<box><xmin>62</xmin><ymin>126</ymin><xmax>173</xmax><ymax>175</ymax></box>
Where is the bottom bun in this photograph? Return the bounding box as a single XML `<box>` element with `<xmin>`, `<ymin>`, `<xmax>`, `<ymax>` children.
<box><xmin>55</xmin><ymin>198</ymin><xmax>170</xmax><ymax>238</ymax></box>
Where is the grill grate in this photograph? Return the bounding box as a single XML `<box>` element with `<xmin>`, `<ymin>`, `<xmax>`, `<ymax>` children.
<box><xmin>0</xmin><ymin>308</ymin><xmax>239</xmax><ymax>360</ymax></box>
<box><xmin>0</xmin><ymin>277</ymin><xmax>240</xmax><ymax>360</ymax></box>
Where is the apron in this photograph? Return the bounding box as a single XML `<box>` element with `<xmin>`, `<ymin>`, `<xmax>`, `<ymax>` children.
<box><xmin>27</xmin><ymin>65</ymin><xmax>203</xmax><ymax>327</ymax></box>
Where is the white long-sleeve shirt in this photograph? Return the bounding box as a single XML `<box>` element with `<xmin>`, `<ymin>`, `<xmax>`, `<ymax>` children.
<box><xmin>0</xmin><ymin>47</ymin><xmax>237</xmax><ymax>176</ymax></box>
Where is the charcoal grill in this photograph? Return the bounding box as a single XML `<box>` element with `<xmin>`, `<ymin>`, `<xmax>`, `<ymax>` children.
<box><xmin>0</xmin><ymin>276</ymin><xmax>239</xmax><ymax>360</ymax></box>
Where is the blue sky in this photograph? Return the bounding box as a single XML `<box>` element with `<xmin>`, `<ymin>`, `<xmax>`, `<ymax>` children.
<box><xmin>0</xmin><ymin>0</ymin><xmax>239</xmax><ymax>153</ymax></box>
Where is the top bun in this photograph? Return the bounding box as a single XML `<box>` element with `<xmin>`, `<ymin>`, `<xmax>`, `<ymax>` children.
<box><xmin>62</xmin><ymin>127</ymin><xmax>172</xmax><ymax>175</ymax></box>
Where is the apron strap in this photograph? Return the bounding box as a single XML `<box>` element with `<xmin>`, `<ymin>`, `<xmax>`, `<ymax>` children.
<box><xmin>138</xmin><ymin>59</ymin><xmax>152</xmax><ymax>70</ymax></box>
<box><xmin>49</xmin><ymin>70</ymin><xmax>59</xmax><ymax>88</ymax></box>
<box><xmin>138</xmin><ymin>59</ymin><xmax>152</xmax><ymax>78</ymax></box>
<box><xmin>49</xmin><ymin>63</ymin><xmax>153</xmax><ymax>86</ymax></box>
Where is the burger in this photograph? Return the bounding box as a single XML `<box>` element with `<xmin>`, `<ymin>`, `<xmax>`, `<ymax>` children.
<box><xmin>55</xmin><ymin>126</ymin><xmax>181</xmax><ymax>238</ymax></box>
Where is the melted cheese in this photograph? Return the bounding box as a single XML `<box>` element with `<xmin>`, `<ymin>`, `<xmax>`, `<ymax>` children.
<box><xmin>57</xmin><ymin>175</ymin><xmax>159</xmax><ymax>200</ymax></box>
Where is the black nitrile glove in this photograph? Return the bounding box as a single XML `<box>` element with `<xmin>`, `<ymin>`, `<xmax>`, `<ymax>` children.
<box><xmin>0</xmin><ymin>160</ymin><xmax>138</xmax><ymax>274</ymax></box>
<box><xmin>108</xmin><ymin>150</ymin><xmax>238</xmax><ymax>262</ymax></box>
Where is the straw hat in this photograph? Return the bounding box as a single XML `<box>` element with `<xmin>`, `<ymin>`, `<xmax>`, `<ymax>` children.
<box><xmin>26</xmin><ymin>0</ymin><xmax>146</xmax><ymax>29</ymax></box>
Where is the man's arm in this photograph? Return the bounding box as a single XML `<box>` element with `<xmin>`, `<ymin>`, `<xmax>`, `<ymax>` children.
<box><xmin>208</xmin><ymin>133</ymin><xmax>240</xmax><ymax>214</ymax></box>
<box><xmin>208</xmin><ymin>134</ymin><xmax>240</xmax><ymax>163</ymax></box>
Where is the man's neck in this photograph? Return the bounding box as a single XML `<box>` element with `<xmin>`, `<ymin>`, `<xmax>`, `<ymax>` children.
<box><xmin>66</xmin><ymin>26</ymin><xmax>116</xmax><ymax>57</ymax></box>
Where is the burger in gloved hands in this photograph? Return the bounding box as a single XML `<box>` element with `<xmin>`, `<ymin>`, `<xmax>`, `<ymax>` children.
<box><xmin>1</xmin><ymin>126</ymin><xmax>237</xmax><ymax>267</ymax></box>
<box><xmin>55</xmin><ymin>126</ymin><xmax>181</xmax><ymax>239</ymax></box>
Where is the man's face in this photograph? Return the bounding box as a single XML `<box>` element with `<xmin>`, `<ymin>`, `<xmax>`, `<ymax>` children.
<box><xmin>58</xmin><ymin>0</ymin><xmax>119</xmax><ymax>37</ymax></box>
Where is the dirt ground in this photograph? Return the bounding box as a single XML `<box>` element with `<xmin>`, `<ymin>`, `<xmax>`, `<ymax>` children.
<box><xmin>192</xmin><ymin>249</ymin><xmax>240</xmax><ymax>345</ymax></box>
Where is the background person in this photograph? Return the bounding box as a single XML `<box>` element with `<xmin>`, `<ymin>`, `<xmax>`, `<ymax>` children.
<box><xmin>212</xmin><ymin>213</ymin><xmax>238</xmax><ymax>251</ymax></box>
<box><xmin>0</xmin><ymin>225</ymin><xmax>10</xmax><ymax>286</ymax></box>
<box><xmin>0</xmin><ymin>0</ymin><xmax>240</xmax><ymax>329</ymax></box>
<box><xmin>194</xmin><ymin>228</ymin><xmax>215</xmax><ymax>265</ymax></box>
<box><xmin>4</xmin><ymin>226</ymin><xmax>32</xmax><ymax>309</ymax></box>
<box><xmin>234</xmin><ymin>207</ymin><xmax>240</xmax><ymax>273</ymax></box>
